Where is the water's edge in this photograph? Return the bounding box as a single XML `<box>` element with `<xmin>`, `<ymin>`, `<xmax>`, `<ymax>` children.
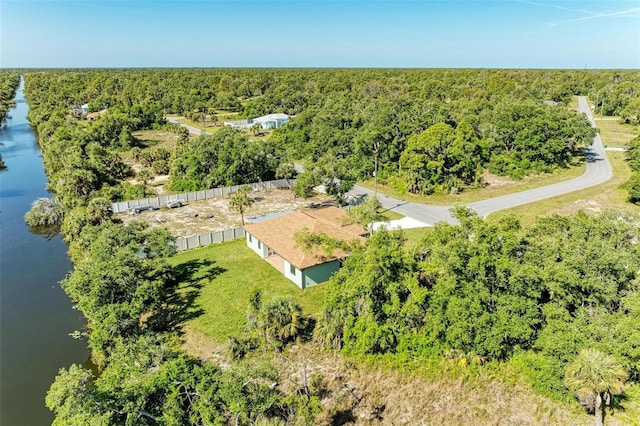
<box><xmin>0</xmin><ymin>77</ymin><xmax>89</xmax><ymax>426</ymax></box>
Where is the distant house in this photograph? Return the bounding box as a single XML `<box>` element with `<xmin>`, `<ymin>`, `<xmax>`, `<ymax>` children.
<box><xmin>253</xmin><ymin>113</ymin><xmax>289</xmax><ymax>129</ymax></box>
<box><xmin>81</xmin><ymin>104</ymin><xmax>89</xmax><ymax>115</ymax></box>
<box><xmin>244</xmin><ymin>206</ymin><xmax>367</xmax><ymax>289</ymax></box>
<box><xmin>224</xmin><ymin>113</ymin><xmax>289</xmax><ymax>130</ymax></box>
<box><xmin>71</xmin><ymin>105</ymin><xmax>83</xmax><ymax>117</ymax></box>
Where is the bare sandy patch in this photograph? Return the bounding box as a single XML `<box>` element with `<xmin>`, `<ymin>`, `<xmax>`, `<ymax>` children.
<box><xmin>116</xmin><ymin>189</ymin><xmax>334</xmax><ymax>237</ymax></box>
<box><xmin>482</xmin><ymin>171</ymin><xmax>515</xmax><ymax>188</ymax></box>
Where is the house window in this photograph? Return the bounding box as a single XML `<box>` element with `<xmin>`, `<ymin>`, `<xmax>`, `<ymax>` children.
<box><xmin>248</xmin><ymin>234</ymin><xmax>252</xmax><ymax>243</ymax></box>
<box><xmin>289</xmin><ymin>264</ymin><xmax>296</xmax><ymax>276</ymax></box>
<box><xmin>258</xmin><ymin>241</ymin><xmax>262</xmax><ymax>249</ymax></box>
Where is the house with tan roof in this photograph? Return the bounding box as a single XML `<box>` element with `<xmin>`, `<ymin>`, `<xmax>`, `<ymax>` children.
<box><xmin>243</xmin><ymin>206</ymin><xmax>367</xmax><ymax>289</ymax></box>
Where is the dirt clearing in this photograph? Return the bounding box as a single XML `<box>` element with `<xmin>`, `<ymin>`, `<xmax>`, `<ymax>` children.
<box><xmin>116</xmin><ymin>189</ymin><xmax>334</xmax><ymax>237</ymax></box>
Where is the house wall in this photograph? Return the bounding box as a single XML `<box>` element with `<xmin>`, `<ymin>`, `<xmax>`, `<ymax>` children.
<box><xmin>246</xmin><ymin>233</ymin><xmax>268</xmax><ymax>258</ymax></box>
<box><xmin>283</xmin><ymin>259</ymin><xmax>303</xmax><ymax>288</ymax></box>
<box><xmin>302</xmin><ymin>261</ymin><xmax>340</xmax><ymax>288</ymax></box>
<box><xmin>259</xmin><ymin>118</ymin><xmax>288</xmax><ymax>129</ymax></box>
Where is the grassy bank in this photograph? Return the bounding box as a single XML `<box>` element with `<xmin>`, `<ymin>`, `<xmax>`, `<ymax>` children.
<box><xmin>489</xmin><ymin>151</ymin><xmax>638</xmax><ymax>225</ymax></box>
<box><xmin>359</xmin><ymin>162</ymin><xmax>586</xmax><ymax>206</ymax></box>
<box><xmin>595</xmin><ymin>118</ymin><xmax>639</xmax><ymax>148</ymax></box>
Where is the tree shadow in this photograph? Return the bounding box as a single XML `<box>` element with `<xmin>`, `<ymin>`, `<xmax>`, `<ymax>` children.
<box><xmin>27</xmin><ymin>224</ymin><xmax>61</xmax><ymax>240</ymax></box>
<box><xmin>584</xmin><ymin>147</ymin><xmax>604</xmax><ymax>164</ymax></box>
<box><xmin>331</xmin><ymin>409</ymin><xmax>356</xmax><ymax>425</ymax></box>
<box><xmin>607</xmin><ymin>392</ymin><xmax>631</xmax><ymax>420</ymax></box>
<box><xmin>149</xmin><ymin>259</ymin><xmax>226</xmax><ymax>334</ymax></box>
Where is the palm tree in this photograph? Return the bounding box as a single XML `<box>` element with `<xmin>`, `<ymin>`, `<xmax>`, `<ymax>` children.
<box><xmin>131</xmin><ymin>147</ymin><xmax>142</xmax><ymax>162</ymax></box>
<box><xmin>258</xmin><ymin>298</ymin><xmax>308</xmax><ymax>348</ymax></box>
<box><xmin>315</xmin><ymin>307</ymin><xmax>346</xmax><ymax>350</ymax></box>
<box><xmin>137</xmin><ymin>169</ymin><xmax>153</xmax><ymax>185</ymax></box>
<box><xmin>251</xmin><ymin>122</ymin><xmax>262</xmax><ymax>137</ymax></box>
<box><xmin>229</xmin><ymin>185</ymin><xmax>253</xmax><ymax>226</ymax></box>
<box><xmin>275</xmin><ymin>162</ymin><xmax>296</xmax><ymax>188</ymax></box>
<box><xmin>564</xmin><ymin>348</ymin><xmax>628</xmax><ymax>426</ymax></box>
<box><xmin>246</xmin><ymin>289</ymin><xmax>262</xmax><ymax>331</ymax></box>
<box><xmin>86</xmin><ymin>197</ymin><xmax>113</xmax><ymax>225</ymax></box>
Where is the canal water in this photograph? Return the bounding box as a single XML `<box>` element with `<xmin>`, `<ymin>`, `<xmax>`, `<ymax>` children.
<box><xmin>0</xmin><ymin>78</ymin><xmax>88</xmax><ymax>425</ymax></box>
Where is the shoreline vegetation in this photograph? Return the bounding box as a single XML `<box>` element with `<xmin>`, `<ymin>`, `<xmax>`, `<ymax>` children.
<box><xmin>10</xmin><ymin>68</ymin><xmax>640</xmax><ymax>424</ymax></box>
<box><xmin>0</xmin><ymin>72</ymin><xmax>21</xmax><ymax>169</ymax></box>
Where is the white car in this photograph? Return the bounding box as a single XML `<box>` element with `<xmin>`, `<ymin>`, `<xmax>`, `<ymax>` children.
<box><xmin>165</xmin><ymin>199</ymin><xmax>185</xmax><ymax>209</ymax></box>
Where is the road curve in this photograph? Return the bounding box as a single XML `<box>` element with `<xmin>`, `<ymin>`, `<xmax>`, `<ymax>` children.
<box><xmin>165</xmin><ymin>116</ymin><xmax>207</xmax><ymax>136</ymax></box>
<box><xmin>467</xmin><ymin>97</ymin><xmax>612</xmax><ymax>218</ymax></box>
<box><xmin>168</xmin><ymin>97</ymin><xmax>613</xmax><ymax>226</ymax></box>
<box><xmin>351</xmin><ymin>96</ymin><xmax>612</xmax><ymax>224</ymax></box>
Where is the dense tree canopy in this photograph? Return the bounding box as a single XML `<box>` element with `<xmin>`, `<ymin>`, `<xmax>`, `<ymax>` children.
<box><xmin>46</xmin><ymin>335</ymin><xmax>288</xmax><ymax>426</ymax></box>
<box><xmin>319</xmin><ymin>208</ymin><xmax>640</xmax><ymax>395</ymax></box>
<box><xmin>400</xmin><ymin>121</ymin><xmax>485</xmax><ymax>194</ymax></box>
<box><xmin>62</xmin><ymin>221</ymin><xmax>175</xmax><ymax>364</ymax></box>
<box><xmin>626</xmin><ymin>135</ymin><xmax>640</xmax><ymax>204</ymax></box>
<box><xmin>0</xmin><ymin>71</ymin><xmax>20</xmax><ymax>125</ymax></box>
<box><xmin>0</xmin><ymin>72</ymin><xmax>21</xmax><ymax>170</ymax></box>
<box><xmin>169</xmin><ymin>127</ymin><xmax>277</xmax><ymax>191</ymax></box>
<box><xmin>22</xmin><ymin>68</ymin><xmax>639</xmax><ymax>197</ymax></box>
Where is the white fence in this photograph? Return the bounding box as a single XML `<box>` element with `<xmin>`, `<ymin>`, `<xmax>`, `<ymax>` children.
<box><xmin>111</xmin><ymin>179</ymin><xmax>292</xmax><ymax>214</ymax></box>
<box><xmin>174</xmin><ymin>227</ymin><xmax>245</xmax><ymax>252</ymax></box>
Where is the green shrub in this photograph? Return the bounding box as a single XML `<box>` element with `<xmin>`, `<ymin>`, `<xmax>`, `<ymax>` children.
<box><xmin>24</xmin><ymin>197</ymin><xmax>64</xmax><ymax>227</ymax></box>
<box><xmin>625</xmin><ymin>172</ymin><xmax>640</xmax><ymax>204</ymax></box>
<box><xmin>509</xmin><ymin>351</ymin><xmax>570</xmax><ymax>402</ymax></box>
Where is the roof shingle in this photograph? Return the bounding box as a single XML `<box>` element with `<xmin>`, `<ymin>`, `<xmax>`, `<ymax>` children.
<box><xmin>244</xmin><ymin>206</ymin><xmax>367</xmax><ymax>269</ymax></box>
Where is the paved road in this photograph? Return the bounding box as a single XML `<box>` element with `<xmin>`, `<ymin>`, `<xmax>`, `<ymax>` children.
<box><xmin>467</xmin><ymin>97</ymin><xmax>611</xmax><ymax>218</ymax></box>
<box><xmin>165</xmin><ymin>116</ymin><xmax>207</xmax><ymax>136</ymax></box>
<box><xmin>169</xmin><ymin>97</ymin><xmax>612</xmax><ymax>226</ymax></box>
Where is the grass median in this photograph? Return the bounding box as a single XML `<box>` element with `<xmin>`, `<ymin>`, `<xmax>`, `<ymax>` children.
<box><xmin>358</xmin><ymin>162</ymin><xmax>586</xmax><ymax>207</ymax></box>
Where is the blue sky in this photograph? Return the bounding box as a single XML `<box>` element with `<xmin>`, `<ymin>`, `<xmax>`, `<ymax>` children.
<box><xmin>1</xmin><ymin>0</ymin><xmax>638</xmax><ymax>68</ymax></box>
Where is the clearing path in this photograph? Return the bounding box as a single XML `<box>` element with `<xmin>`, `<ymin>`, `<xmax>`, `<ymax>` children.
<box><xmin>117</xmin><ymin>189</ymin><xmax>332</xmax><ymax>237</ymax></box>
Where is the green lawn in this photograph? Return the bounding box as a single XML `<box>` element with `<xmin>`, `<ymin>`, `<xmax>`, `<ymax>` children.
<box><xmin>596</xmin><ymin>118</ymin><xmax>639</xmax><ymax>147</ymax></box>
<box><xmin>402</xmin><ymin>227</ymin><xmax>432</xmax><ymax>251</ymax></box>
<box><xmin>175</xmin><ymin>117</ymin><xmax>223</xmax><ymax>134</ymax></box>
<box><xmin>169</xmin><ymin>239</ymin><xmax>328</xmax><ymax>344</ymax></box>
<box><xmin>131</xmin><ymin>129</ymin><xmax>178</xmax><ymax>150</ymax></box>
<box><xmin>378</xmin><ymin>209</ymin><xmax>404</xmax><ymax>221</ymax></box>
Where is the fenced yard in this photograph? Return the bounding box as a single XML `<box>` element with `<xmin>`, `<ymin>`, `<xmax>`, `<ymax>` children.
<box><xmin>113</xmin><ymin>178</ymin><xmax>336</xmax><ymax>252</ymax></box>
<box><xmin>174</xmin><ymin>228</ymin><xmax>245</xmax><ymax>251</ymax></box>
<box><xmin>110</xmin><ymin>179</ymin><xmax>293</xmax><ymax>213</ymax></box>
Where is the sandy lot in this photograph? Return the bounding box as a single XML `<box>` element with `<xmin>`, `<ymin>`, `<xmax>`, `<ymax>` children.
<box><xmin>116</xmin><ymin>189</ymin><xmax>334</xmax><ymax>237</ymax></box>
